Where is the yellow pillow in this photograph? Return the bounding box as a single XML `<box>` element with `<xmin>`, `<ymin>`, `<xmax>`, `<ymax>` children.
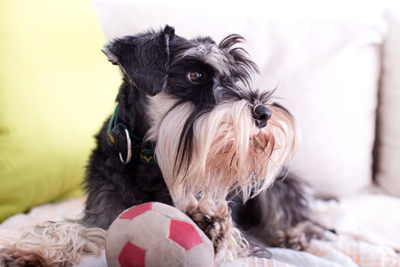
<box><xmin>0</xmin><ymin>0</ymin><xmax>120</xmax><ymax>222</ymax></box>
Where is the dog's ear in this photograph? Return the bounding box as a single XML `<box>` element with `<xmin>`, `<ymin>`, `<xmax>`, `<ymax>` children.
<box><xmin>102</xmin><ymin>25</ymin><xmax>175</xmax><ymax>96</ymax></box>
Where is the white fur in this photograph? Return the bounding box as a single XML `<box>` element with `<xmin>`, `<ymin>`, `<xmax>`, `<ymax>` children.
<box><xmin>147</xmin><ymin>95</ymin><xmax>298</xmax><ymax>205</ymax></box>
<box><xmin>146</xmin><ymin>91</ymin><xmax>299</xmax><ymax>261</ymax></box>
<box><xmin>0</xmin><ymin>222</ymin><xmax>106</xmax><ymax>267</ymax></box>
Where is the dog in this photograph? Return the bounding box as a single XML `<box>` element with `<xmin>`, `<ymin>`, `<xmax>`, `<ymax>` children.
<box><xmin>0</xmin><ymin>25</ymin><xmax>326</xmax><ymax>266</ymax></box>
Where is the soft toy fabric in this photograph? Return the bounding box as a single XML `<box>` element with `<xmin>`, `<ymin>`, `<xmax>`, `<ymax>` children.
<box><xmin>106</xmin><ymin>202</ymin><xmax>214</xmax><ymax>267</ymax></box>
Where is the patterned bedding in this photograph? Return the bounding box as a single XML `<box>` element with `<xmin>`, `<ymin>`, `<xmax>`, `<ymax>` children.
<box><xmin>1</xmin><ymin>195</ymin><xmax>399</xmax><ymax>267</ymax></box>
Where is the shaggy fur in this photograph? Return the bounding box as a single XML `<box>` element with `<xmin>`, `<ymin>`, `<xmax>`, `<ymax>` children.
<box><xmin>0</xmin><ymin>25</ymin><xmax>325</xmax><ymax>266</ymax></box>
<box><xmin>0</xmin><ymin>222</ymin><xmax>105</xmax><ymax>267</ymax></box>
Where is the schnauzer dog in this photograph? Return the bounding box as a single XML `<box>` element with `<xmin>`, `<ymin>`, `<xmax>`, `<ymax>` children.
<box><xmin>0</xmin><ymin>25</ymin><xmax>325</xmax><ymax>266</ymax></box>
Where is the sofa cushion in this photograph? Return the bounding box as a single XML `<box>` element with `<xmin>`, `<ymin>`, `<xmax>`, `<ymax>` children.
<box><xmin>0</xmin><ymin>0</ymin><xmax>120</xmax><ymax>222</ymax></box>
<box><xmin>376</xmin><ymin>11</ymin><xmax>400</xmax><ymax>197</ymax></box>
<box><xmin>254</xmin><ymin>22</ymin><xmax>382</xmax><ymax>197</ymax></box>
<box><xmin>94</xmin><ymin>0</ymin><xmax>385</xmax><ymax>198</ymax></box>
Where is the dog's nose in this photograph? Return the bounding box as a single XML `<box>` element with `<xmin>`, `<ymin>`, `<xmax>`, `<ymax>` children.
<box><xmin>252</xmin><ymin>105</ymin><xmax>272</xmax><ymax>128</ymax></box>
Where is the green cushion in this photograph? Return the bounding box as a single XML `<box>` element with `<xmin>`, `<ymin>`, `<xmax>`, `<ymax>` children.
<box><xmin>0</xmin><ymin>0</ymin><xmax>120</xmax><ymax>222</ymax></box>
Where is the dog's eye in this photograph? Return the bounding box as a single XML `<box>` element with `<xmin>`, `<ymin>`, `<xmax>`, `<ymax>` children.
<box><xmin>188</xmin><ymin>69</ymin><xmax>205</xmax><ymax>83</ymax></box>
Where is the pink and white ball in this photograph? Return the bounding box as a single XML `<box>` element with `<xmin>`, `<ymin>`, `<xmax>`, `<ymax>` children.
<box><xmin>106</xmin><ymin>202</ymin><xmax>214</xmax><ymax>267</ymax></box>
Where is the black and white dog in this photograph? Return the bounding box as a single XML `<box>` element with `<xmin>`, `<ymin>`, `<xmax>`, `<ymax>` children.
<box><xmin>0</xmin><ymin>26</ymin><xmax>325</xmax><ymax>266</ymax></box>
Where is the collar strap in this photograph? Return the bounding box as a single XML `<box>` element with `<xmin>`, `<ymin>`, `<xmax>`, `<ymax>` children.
<box><xmin>107</xmin><ymin>104</ymin><xmax>157</xmax><ymax>165</ymax></box>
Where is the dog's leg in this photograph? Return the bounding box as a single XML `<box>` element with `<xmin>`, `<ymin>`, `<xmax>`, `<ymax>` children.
<box><xmin>83</xmin><ymin>182</ymin><xmax>127</xmax><ymax>230</ymax></box>
<box><xmin>269</xmin><ymin>220</ymin><xmax>326</xmax><ymax>250</ymax></box>
<box><xmin>178</xmin><ymin>196</ymin><xmax>249</xmax><ymax>262</ymax></box>
<box><xmin>231</xmin><ymin>173</ymin><xmax>326</xmax><ymax>250</ymax></box>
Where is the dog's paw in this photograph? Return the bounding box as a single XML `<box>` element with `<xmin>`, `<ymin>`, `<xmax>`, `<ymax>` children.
<box><xmin>273</xmin><ymin>227</ymin><xmax>309</xmax><ymax>250</ymax></box>
<box><xmin>178</xmin><ymin>196</ymin><xmax>251</xmax><ymax>261</ymax></box>
<box><xmin>182</xmin><ymin>196</ymin><xmax>232</xmax><ymax>254</ymax></box>
<box><xmin>270</xmin><ymin>221</ymin><xmax>326</xmax><ymax>250</ymax></box>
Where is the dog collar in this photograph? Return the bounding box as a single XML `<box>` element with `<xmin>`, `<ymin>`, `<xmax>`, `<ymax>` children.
<box><xmin>107</xmin><ymin>104</ymin><xmax>157</xmax><ymax>165</ymax></box>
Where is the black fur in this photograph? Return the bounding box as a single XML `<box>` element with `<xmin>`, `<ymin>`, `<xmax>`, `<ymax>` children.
<box><xmin>103</xmin><ymin>26</ymin><xmax>175</xmax><ymax>96</ymax></box>
<box><xmin>83</xmin><ymin>78</ymin><xmax>172</xmax><ymax>229</ymax></box>
<box><xmin>230</xmin><ymin>172</ymin><xmax>322</xmax><ymax>247</ymax></box>
<box><xmin>83</xmin><ymin>25</ymin><xmax>323</xmax><ymax>251</ymax></box>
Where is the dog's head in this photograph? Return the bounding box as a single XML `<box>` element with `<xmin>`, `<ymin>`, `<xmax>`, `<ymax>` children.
<box><xmin>103</xmin><ymin>26</ymin><xmax>300</xmax><ymax>206</ymax></box>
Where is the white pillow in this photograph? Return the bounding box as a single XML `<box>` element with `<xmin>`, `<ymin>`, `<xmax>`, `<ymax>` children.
<box><xmin>253</xmin><ymin>22</ymin><xmax>382</xmax><ymax>197</ymax></box>
<box><xmin>93</xmin><ymin>0</ymin><xmax>386</xmax><ymax>198</ymax></box>
<box><xmin>376</xmin><ymin>11</ymin><xmax>400</xmax><ymax>197</ymax></box>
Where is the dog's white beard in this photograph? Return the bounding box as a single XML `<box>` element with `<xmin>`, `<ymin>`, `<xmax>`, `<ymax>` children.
<box><xmin>147</xmin><ymin>95</ymin><xmax>299</xmax><ymax>207</ymax></box>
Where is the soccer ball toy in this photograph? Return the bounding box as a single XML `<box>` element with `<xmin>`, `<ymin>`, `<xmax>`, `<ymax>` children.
<box><xmin>105</xmin><ymin>202</ymin><xmax>215</xmax><ymax>267</ymax></box>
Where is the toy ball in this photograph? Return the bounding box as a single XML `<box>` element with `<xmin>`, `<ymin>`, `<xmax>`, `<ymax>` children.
<box><xmin>106</xmin><ymin>202</ymin><xmax>214</xmax><ymax>267</ymax></box>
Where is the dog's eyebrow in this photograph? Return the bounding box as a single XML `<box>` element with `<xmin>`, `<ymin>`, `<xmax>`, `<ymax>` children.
<box><xmin>180</xmin><ymin>44</ymin><xmax>234</xmax><ymax>76</ymax></box>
